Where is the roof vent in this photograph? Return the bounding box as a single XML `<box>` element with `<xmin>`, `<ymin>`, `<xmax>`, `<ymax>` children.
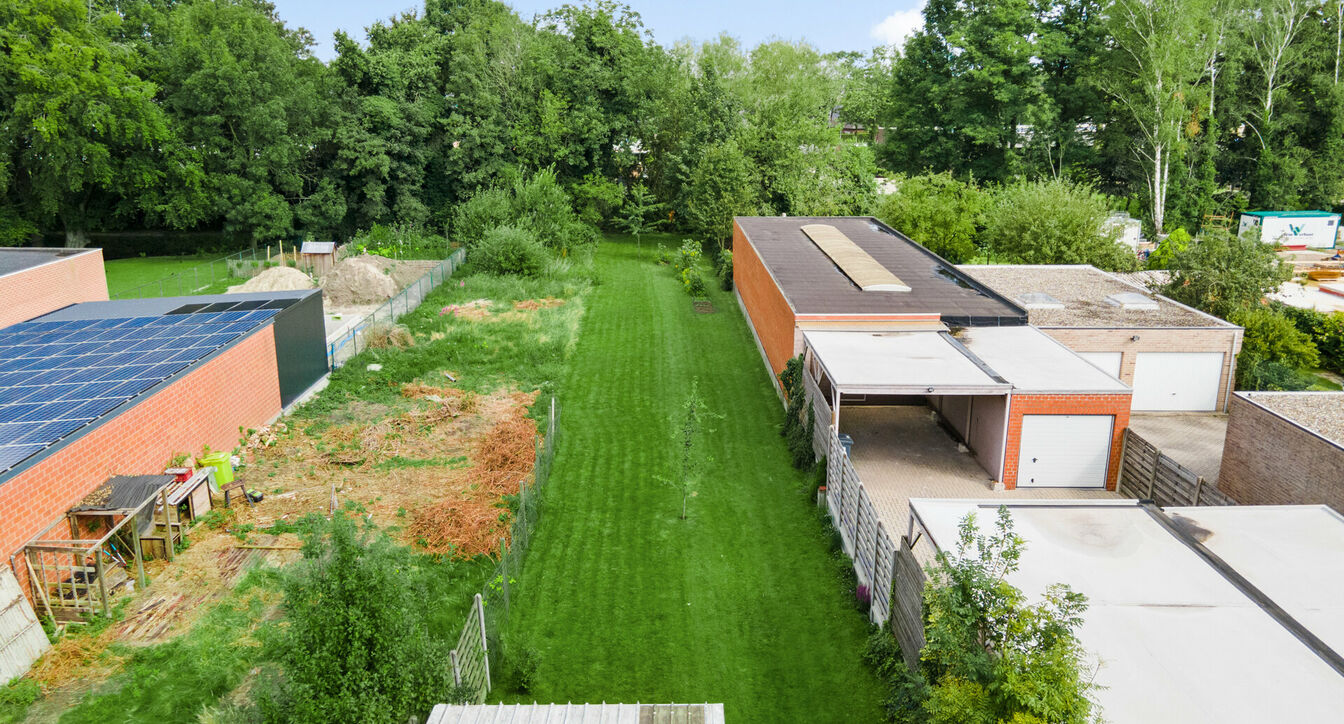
<box><xmin>1016</xmin><ymin>292</ymin><xmax>1065</xmax><ymax>310</ymax></box>
<box><xmin>1105</xmin><ymin>292</ymin><xmax>1159</xmax><ymax>311</ymax></box>
<box><xmin>800</xmin><ymin>224</ymin><xmax>910</xmax><ymax>292</ymax></box>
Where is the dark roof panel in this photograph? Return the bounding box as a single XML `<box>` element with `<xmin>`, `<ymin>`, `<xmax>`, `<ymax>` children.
<box><xmin>734</xmin><ymin>216</ymin><xmax>1027</xmax><ymax>324</ymax></box>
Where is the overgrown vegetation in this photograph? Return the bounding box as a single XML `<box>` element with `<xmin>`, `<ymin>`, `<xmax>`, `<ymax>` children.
<box><xmin>867</xmin><ymin>508</ymin><xmax>1096</xmax><ymax>724</ymax></box>
<box><xmin>778</xmin><ymin>356</ymin><xmax>817</xmax><ymax>470</ymax></box>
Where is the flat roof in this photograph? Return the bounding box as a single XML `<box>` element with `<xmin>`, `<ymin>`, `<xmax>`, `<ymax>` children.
<box><xmin>1166</xmin><ymin>505</ymin><xmax>1344</xmax><ymax>657</ymax></box>
<box><xmin>957</xmin><ymin>264</ymin><xmax>1235</xmax><ymax>328</ymax></box>
<box><xmin>1239</xmin><ymin>391</ymin><xmax>1344</xmax><ymax>447</ymax></box>
<box><xmin>0</xmin><ymin>248</ymin><xmax>98</xmax><ymax>279</ymax></box>
<box><xmin>1243</xmin><ymin>210</ymin><xmax>1340</xmax><ymax>218</ymax></box>
<box><xmin>804</xmin><ymin>327</ymin><xmax>1129</xmax><ymax>395</ymax></box>
<box><xmin>0</xmin><ymin>290</ymin><xmax>316</xmax><ymax>482</ymax></box>
<box><xmin>910</xmin><ymin>499</ymin><xmax>1344</xmax><ymax>723</ymax></box>
<box><xmin>735</xmin><ymin>216</ymin><xmax>1027</xmax><ymax>324</ymax></box>
<box><xmin>957</xmin><ymin>326</ymin><xmax>1129</xmax><ymax>393</ymax></box>
<box><xmin>805</xmin><ymin>330</ymin><xmax>1009</xmax><ymax>395</ymax></box>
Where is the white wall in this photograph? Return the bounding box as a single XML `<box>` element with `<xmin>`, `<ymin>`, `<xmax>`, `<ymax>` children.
<box><xmin>927</xmin><ymin>394</ymin><xmax>1007</xmax><ymax>481</ymax></box>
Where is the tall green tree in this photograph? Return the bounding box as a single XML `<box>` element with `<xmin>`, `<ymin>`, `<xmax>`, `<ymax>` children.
<box><xmin>981</xmin><ymin>179</ymin><xmax>1136</xmax><ymax>270</ymax></box>
<box><xmin>876</xmin><ymin>172</ymin><xmax>989</xmax><ymax>262</ymax></box>
<box><xmin>1161</xmin><ymin>229</ymin><xmax>1291</xmax><ymax>318</ymax></box>
<box><xmin>0</xmin><ymin>0</ymin><xmax>198</xmax><ymax>246</ymax></box>
<box><xmin>152</xmin><ymin>0</ymin><xmax>332</xmax><ymax>244</ymax></box>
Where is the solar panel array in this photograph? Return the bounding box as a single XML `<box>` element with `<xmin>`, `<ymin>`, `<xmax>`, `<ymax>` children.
<box><xmin>0</xmin><ymin>305</ymin><xmax>281</xmax><ymax>475</ymax></box>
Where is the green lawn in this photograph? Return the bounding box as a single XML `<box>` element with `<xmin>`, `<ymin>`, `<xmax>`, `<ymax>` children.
<box><xmin>503</xmin><ymin>235</ymin><xmax>884</xmax><ymax>722</ymax></box>
<box><xmin>103</xmin><ymin>254</ymin><xmax>243</xmax><ymax>298</ymax></box>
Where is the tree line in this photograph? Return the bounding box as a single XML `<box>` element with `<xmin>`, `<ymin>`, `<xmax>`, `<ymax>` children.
<box><xmin>0</xmin><ymin>0</ymin><xmax>877</xmax><ymax>250</ymax></box>
<box><xmin>844</xmin><ymin>0</ymin><xmax>1344</xmax><ymax>236</ymax></box>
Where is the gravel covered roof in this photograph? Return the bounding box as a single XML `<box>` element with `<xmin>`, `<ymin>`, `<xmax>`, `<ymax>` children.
<box><xmin>958</xmin><ymin>264</ymin><xmax>1234</xmax><ymax>328</ymax></box>
<box><xmin>1244</xmin><ymin>392</ymin><xmax>1344</xmax><ymax>446</ymax></box>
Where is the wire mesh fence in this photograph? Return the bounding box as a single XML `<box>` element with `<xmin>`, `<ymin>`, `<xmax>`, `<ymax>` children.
<box><xmin>448</xmin><ymin>397</ymin><xmax>559</xmax><ymax>704</ymax></box>
<box><xmin>327</xmin><ymin>248</ymin><xmax>467</xmax><ymax>369</ymax></box>
<box><xmin>109</xmin><ymin>244</ymin><xmax>294</xmax><ymax>299</ymax></box>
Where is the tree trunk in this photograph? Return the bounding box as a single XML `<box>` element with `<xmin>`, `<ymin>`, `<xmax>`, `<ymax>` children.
<box><xmin>64</xmin><ymin>227</ymin><xmax>89</xmax><ymax>249</ymax></box>
<box><xmin>1151</xmin><ymin>143</ymin><xmax>1166</xmax><ymax>236</ymax></box>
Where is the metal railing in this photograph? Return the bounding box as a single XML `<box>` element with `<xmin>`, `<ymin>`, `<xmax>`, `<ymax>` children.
<box><xmin>326</xmin><ymin>248</ymin><xmax>467</xmax><ymax>369</ymax></box>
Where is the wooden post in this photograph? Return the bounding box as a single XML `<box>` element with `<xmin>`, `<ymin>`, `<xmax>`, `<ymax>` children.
<box><xmin>130</xmin><ymin>512</ymin><xmax>147</xmax><ymax>589</ymax></box>
<box><xmin>1117</xmin><ymin>428</ymin><xmax>1131</xmax><ymax>493</ymax></box>
<box><xmin>161</xmin><ymin>489</ymin><xmax>175</xmax><ymax>562</ymax></box>
<box><xmin>94</xmin><ymin>551</ymin><xmax>109</xmax><ymax>617</ymax></box>
<box><xmin>1193</xmin><ymin>476</ymin><xmax>1205</xmax><ymax>506</ymax></box>
<box><xmin>25</xmin><ymin>554</ymin><xmax>55</xmax><ymax>622</ymax></box>
<box><xmin>450</xmin><ymin>650</ymin><xmax>462</xmax><ymax>687</ymax></box>
<box><xmin>475</xmin><ymin>593</ymin><xmax>490</xmax><ymax>692</ymax></box>
<box><xmin>1146</xmin><ymin>448</ymin><xmax>1158</xmax><ymax>500</ymax></box>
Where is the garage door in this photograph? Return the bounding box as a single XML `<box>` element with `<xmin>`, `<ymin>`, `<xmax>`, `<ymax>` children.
<box><xmin>1131</xmin><ymin>352</ymin><xmax>1223</xmax><ymax>411</ymax></box>
<box><xmin>1018</xmin><ymin>414</ymin><xmax>1113</xmax><ymax>487</ymax></box>
<box><xmin>1077</xmin><ymin>351</ymin><xmax>1122</xmax><ymax>379</ymax></box>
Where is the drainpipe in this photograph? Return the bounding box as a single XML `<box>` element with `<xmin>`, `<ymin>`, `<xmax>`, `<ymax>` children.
<box><xmin>997</xmin><ymin>391</ymin><xmax>1014</xmax><ymax>485</ymax></box>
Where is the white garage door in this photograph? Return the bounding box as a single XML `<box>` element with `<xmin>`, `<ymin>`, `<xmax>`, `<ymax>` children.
<box><xmin>1077</xmin><ymin>351</ymin><xmax>1122</xmax><ymax>379</ymax></box>
<box><xmin>1131</xmin><ymin>352</ymin><xmax>1224</xmax><ymax>411</ymax></box>
<box><xmin>1018</xmin><ymin>414</ymin><xmax>1113</xmax><ymax>488</ymax></box>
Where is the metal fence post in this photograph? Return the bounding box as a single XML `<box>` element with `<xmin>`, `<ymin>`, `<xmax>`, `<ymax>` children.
<box><xmin>499</xmin><ymin>537</ymin><xmax>510</xmax><ymax>615</ymax></box>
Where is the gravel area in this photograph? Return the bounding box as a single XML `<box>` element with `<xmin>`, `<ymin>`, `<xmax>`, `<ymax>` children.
<box><xmin>959</xmin><ymin>264</ymin><xmax>1228</xmax><ymax>327</ymax></box>
<box><xmin>1245</xmin><ymin>392</ymin><xmax>1344</xmax><ymax>446</ymax></box>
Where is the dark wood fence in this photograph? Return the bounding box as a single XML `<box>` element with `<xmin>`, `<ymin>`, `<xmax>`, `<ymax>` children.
<box><xmin>1118</xmin><ymin>429</ymin><xmax>1237</xmax><ymax>507</ymax></box>
<box><xmin>891</xmin><ymin>540</ymin><xmax>927</xmax><ymax>670</ymax></box>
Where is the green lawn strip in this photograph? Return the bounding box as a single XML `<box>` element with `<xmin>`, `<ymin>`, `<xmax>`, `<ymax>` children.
<box><xmin>502</xmin><ymin>237</ymin><xmax>883</xmax><ymax>722</ymax></box>
<box><xmin>103</xmin><ymin>254</ymin><xmax>245</xmax><ymax>298</ymax></box>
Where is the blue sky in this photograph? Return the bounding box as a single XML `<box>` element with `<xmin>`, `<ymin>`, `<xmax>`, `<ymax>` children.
<box><xmin>269</xmin><ymin>0</ymin><xmax>928</xmax><ymax>61</ymax></box>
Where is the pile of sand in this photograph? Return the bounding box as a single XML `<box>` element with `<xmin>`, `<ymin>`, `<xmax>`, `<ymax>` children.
<box><xmin>322</xmin><ymin>256</ymin><xmax>398</xmax><ymax>306</ymax></box>
<box><xmin>227</xmin><ymin>266</ymin><xmax>315</xmax><ymax>294</ymax></box>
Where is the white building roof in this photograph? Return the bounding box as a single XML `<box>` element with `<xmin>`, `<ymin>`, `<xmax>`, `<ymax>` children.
<box><xmin>958</xmin><ymin>326</ymin><xmax>1131</xmax><ymax>394</ymax></box>
<box><xmin>803</xmin><ymin>330</ymin><xmax>1009</xmax><ymax>395</ymax></box>
<box><xmin>427</xmin><ymin>703</ymin><xmax>726</xmax><ymax>724</ymax></box>
<box><xmin>804</xmin><ymin>327</ymin><xmax>1130</xmax><ymax>396</ymax></box>
<box><xmin>908</xmin><ymin>499</ymin><xmax>1344</xmax><ymax>724</ymax></box>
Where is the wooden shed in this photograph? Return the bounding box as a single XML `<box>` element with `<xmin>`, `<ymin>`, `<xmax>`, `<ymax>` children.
<box><xmin>298</xmin><ymin>241</ymin><xmax>338</xmax><ymax>275</ymax></box>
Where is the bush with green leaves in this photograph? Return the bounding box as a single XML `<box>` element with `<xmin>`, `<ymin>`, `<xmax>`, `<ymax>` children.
<box><xmin>982</xmin><ymin>179</ymin><xmax>1137</xmax><ymax>271</ymax></box>
<box><xmin>778</xmin><ymin>356</ymin><xmax>815</xmax><ymax>469</ymax></box>
<box><xmin>1231</xmin><ymin>307</ymin><xmax>1320</xmax><ymax>372</ymax></box>
<box><xmin>715</xmin><ymin>248</ymin><xmax>734</xmax><ymax>291</ymax></box>
<box><xmin>257</xmin><ymin>515</ymin><xmax>455</xmax><ymax>723</ymax></box>
<box><xmin>472</xmin><ymin>226</ymin><xmax>549</xmax><ymax>277</ymax></box>
<box><xmin>1280</xmin><ymin>304</ymin><xmax>1344</xmax><ymax>375</ymax></box>
<box><xmin>1161</xmin><ymin>229</ymin><xmax>1291</xmax><ymax>320</ymax></box>
<box><xmin>672</xmin><ymin>239</ymin><xmax>702</xmax><ymax>274</ymax></box>
<box><xmin>349</xmin><ymin>222</ymin><xmax>446</xmax><ymax>260</ymax></box>
<box><xmin>452</xmin><ymin>168</ymin><xmax>597</xmax><ymax>257</ymax></box>
<box><xmin>876</xmin><ymin>172</ymin><xmax>988</xmax><ymax>263</ymax></box>
<box><xmin>680</xmin><ymin>266</ymin><xmax>708</xmax><ymax>297</ymax></box>
<box><xmin>869</xmin><ymin>507</ymin><xmax>1096</xmax><ymax>724</ymax></box>
<box><xmin>1145</xmin><ymin>227</ymin><xmax>1191</xmax><ymax>270</ymax></box>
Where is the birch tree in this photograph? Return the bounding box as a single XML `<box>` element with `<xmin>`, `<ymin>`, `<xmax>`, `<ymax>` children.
<box><xmin>1108</xmin><ymin>0</ymin><xmax>1214</xmax><ymax>234</ymax></box>
<box><xmin>1245</xmin><ymin>0</ymin><xmax>1316</xmax><ymax>147</ymax></box>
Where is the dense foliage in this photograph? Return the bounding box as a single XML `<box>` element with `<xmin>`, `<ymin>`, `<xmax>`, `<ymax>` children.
<box><xmin>980</xmin><ymin>179</ymin><xmax>1137</xmax><ymax>270</ymax></box>
<box><xmin>846</xmin><ymin>0</ymin><xmax>1344</xmax><ymax>236</ymax></box>
<box><xmin>876</xmin><ymin>173</ymin><xmax>988</xmax><ymax>263</ymax></box>
<box><xmin>1160</xmin><ymin>229</ymin><xmax>1292</xmax><ymax>318</ymax></box>
<box><xmin>257</xmin><ymin>515</ymin><xmax>454</xmax><ymax>723</ymax></box>
<box><xmin>868</xmin><ymin>508</ymin><xmax>1096</xmax><ymax>724</ymax></box>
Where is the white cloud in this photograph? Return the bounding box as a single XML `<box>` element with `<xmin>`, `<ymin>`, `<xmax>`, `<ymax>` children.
<box><xmin>870</xmin><ymin>3</ymin><xmax>927</xmax><ymax>49</ymax></box>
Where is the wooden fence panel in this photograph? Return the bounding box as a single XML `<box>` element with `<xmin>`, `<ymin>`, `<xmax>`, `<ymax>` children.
<box><xmin>855</xmin><ymin>489</ymin><xmax>878</xmax><ymax>585</ymax></box>
<box><xmin>804</xmin><ymin>372</ymin><xmax>833</xmax><ymax>459</ymax></box>
<box><xmin>892</xmin><ymin>539</ymin><xmax>927</xmax><ymax>670</ymax></box>
<box><xmin>841</xmin><ymin>456</ymin><xmax>861</xmax><ymax>553</ymax></box>
<box><xmin>1118</xmin><ymin>429</ymin><xmax>1237</xmax><ymax>508</ymax></box>
<box><xmin>0</xmin><ymin>566</ymin><xmax>49</xmax><ymax>684</ymax></box>
<box><xmin>871</xmin><ymin>524</ymin><xmax>896</xmax><ymax>624</ymax></box>
<box><xmin>450</xmin><ymin>593</ymin><xmax>490</xmax><ymax>702</ymax></box>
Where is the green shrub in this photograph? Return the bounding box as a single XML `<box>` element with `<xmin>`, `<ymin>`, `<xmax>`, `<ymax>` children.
<box><xmin>1281</xmin><ymin>304</ymin><xmax>1344</xmax><ymax>375</ymax></box>
<box><xmin>680</xmin><ymin>267</ymin><xmax>707</xmax><ymax>297</ymax></box>
<box><xmin>982</xmin><ymin>178</ymin><xmax>1137</xmax><ymax>271</ymax></box>
<box><xmin>1232</xmin><ymin>307</ymin><xmax>1320</xmax><ymax>372</ymax></box>
<box><xmin>1237</xmin><ymin>355</ymin><xmax>1316</xmax><ymax>391</ymax></box>
<box><xmin>257</xmin><ymin>516</ymin><xmax>454</xmax><ymax>723</ymax></box>
<box><xmin>655</xmin><ymin>243</ymin><xmax>673</xmax><ymax>266</ymax></box>
<box><xmin>778</xmin><ymin>356</ymin><xmax>815</xmax><ymax>469</ymax></box>
<box><xmin>1146</xmin><ymin>227</ymin><xmax>1191</xmax><ymax>270</ymax></box>
<box><xmin>472</xmin><ymin>227</ymin><xmax>549</xmax><ymax>277</ymax></box>
<box><xmin>672</xmin><ymin>239</ymin><xmax>702</xmax><ymax>274</ymax></box>
<box><xmin>715</xmin><ymin>248</ymin><xmax>734</xmax><ymax>291</ymax></box>
<box><xmin>876</xmin><ymin>172</ymin><xmax>988</xmax><ymax>263</ymax></box>
<box><xmin>453</xmin><ymin>169</ymin><xmax>597</xmax><ymax>256</ymax></box>
<box><xmin>0</xmin><ymin>678</ymin><xmax>40</xmax><ymax>724</ymax></box>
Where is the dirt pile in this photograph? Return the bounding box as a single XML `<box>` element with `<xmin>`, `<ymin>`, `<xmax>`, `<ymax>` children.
<box><xmin>322</xmin><ymin>256</ymin><xmax>398</xmax><ymax>306</ymax></box>
<box><xmin>226</xmin><ymin>266</ymin><xmax>315</xmax><ymax>294</ymax></box>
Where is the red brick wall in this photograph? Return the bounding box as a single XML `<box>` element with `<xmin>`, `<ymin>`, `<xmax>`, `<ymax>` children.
<box><xmin>0</xmin><ymin>250</ymin><xmax>109</xmax><ymax>329</ymax></box>
<box><xmin>0</xmin><ymin>328</ymin><xmax>281</xmax><ymax>587</ymax></box>
<box><xmin>1001</xmin><ymin>394</ymin><xmax>1131</xmax><ymax>490</ymax></box>
<box><xmin>1217</xmin><ymin>394</ymin><xmax>1344</xmax><ymax>511</ymax></box>
<box><xmin>733</xmin><ymin>221</ymin><xmax>798</xmax><ymax>378</ymax></box>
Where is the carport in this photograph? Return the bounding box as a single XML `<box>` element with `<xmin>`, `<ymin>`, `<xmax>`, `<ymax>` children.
<box><xmin>803</xmin><ymin>326</ymin><xmax>1132</xmax><ymax>490</ymax></box>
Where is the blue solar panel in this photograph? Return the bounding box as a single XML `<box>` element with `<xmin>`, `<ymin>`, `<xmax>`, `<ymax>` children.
<box><xmin>0</xmin><ymin>303</ymin><xmax>282</xmax><ymax>475</ymax></box>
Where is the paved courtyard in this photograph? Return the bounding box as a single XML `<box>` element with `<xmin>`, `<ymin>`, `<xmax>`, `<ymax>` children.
<box><xmin>838</xmin><ymin>405</ymin><xmax>1118</xmax><ymax>538</ymax></box>
<box><xmin>1128</xmin><ymin>413</ymin><xmax>1229</xmax><ymax>483</ymax></box>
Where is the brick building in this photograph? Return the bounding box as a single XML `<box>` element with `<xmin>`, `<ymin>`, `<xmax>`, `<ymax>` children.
<box><xmin>0</xmin><ymin>290</ymin><xmax>327</xmax><ymax>593</ymax></box>
<box><xmin>0</xmin><ymin>248</ymin><xmax>109</xmax><ymax>329</ymax></box>
<box><xmin>1216</xmin><ymin>392</ymin><xmax>1344</xmax><ymax>512</ymax></box>
<box><xmin>734</xmin><ymin>217</ymin><xmax>1133</xmax><ymax>490</ymax></box>
<box><xmin>958</xmin><ymin>265</ymin><xmax>1242</xmax><ymax>411</ymax></box>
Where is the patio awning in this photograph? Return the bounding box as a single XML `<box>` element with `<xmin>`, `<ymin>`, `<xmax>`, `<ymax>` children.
<box><xmin>804</xmin><ymin>330</ymin><xmax>1010</xmax><ymax>396</ymax></box>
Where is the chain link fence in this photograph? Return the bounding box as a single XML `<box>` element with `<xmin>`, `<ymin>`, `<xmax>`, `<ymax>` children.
<box><xmin>448</xmin><ymin>397</ymin><xmax>559</xmax><ymax>703</ymax></box>
<box><xmin>110</xmin><ymin>244</ymin><xmax>296</xmax><ymax>299</ymax></box>
<box><xmin>327</xmin><ymin>248</ymin><xmax>467</xmax><ymax>369</ymax></box>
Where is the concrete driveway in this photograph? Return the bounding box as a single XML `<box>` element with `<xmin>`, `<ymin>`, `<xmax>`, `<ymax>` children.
<box><xmin>1128</xmin><ymin>413</ymin><xmax>1229</xmax><ymax>482</ymax></box>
